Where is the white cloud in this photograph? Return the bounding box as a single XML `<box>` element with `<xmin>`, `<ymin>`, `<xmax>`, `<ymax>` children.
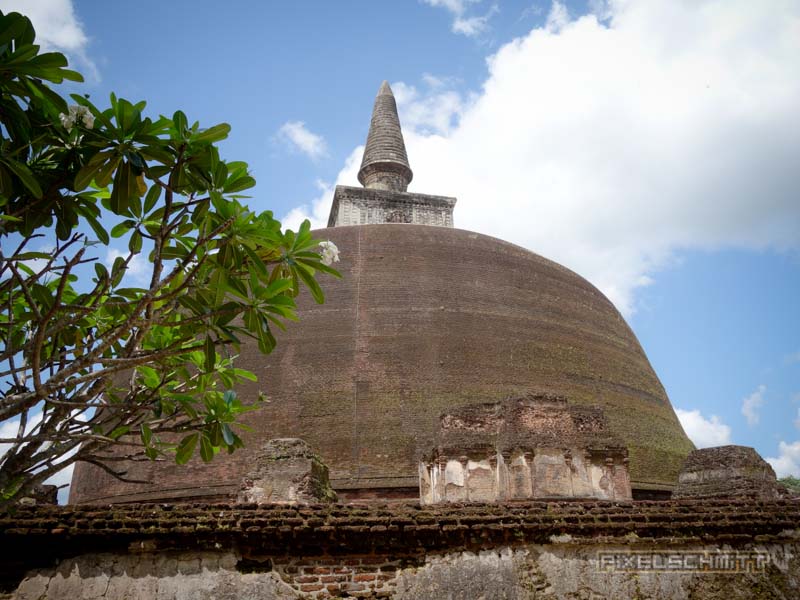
<box><xmin>0</xmin><ymin>412</ymin><xmax>41</xmax><ymax>459</ymax></box>
<box><xmin>392</xmin><ymin>82</ymin><xmax>466</xmax><ymax>136</ymax></box>
<box><xmin>675</xmin><ymin>408</ymin><xmax>732</xmax><ymax>449</ymax></box>
<box><xmin>587</xmin><ymin>0</ymin><xmax>612</xmax><ymax>23</ymax></box>
<box><xmin>277</xmin><ymin>121</ymin><xmax>328</xmax><ymax>160</ymax></box>
<box><xmin>0</xmin><ymin>411</ymin><xmax>75</xmax><ymax>504</ymax></box>
<box><xmin>422</xmin><ymin>0</ymin><xmax>496</xmax><ymax>37</ymax></box>
<box><xmin>16</xmin><ymin>245</ymin><xmax>53</xmax><ymax>276</ymax></box>
<box><xmin>453</xmin><ymin>11</ymin><xmax>495</xmax><ymax>37</ymax></box>
<box><xmin>784</xmin><ymin>350</ymin><xmax>800</xmax><ymax>365</ymax></box>
<box><xmin>741</xmin><ymin>384</ymin><xmax>766</xmax><ymax>427</ymax></box>
<box><xmin>335</xmin><ymin>0</ymin><xmax>800</xmax><ymax>316</ymax></box>
<box><xmin>283</xmin><ymin>180</ymin><xmax>334</xmax><ymax>232</ymax></box>
<box><xmin>0</xmin><ymin>0</ymin><xmax>97</xmax><ymax>80</ymax></box>
<box><xmin>421</xmin><ymin>73</ymin><xmax>459</xmax><ymax>89</ymax></box>
<box><xmin>281</xmin><ymin>146</ymin><xmax>363</xmax><ymax>231</ymax></box>
<box><xmin>105</xmin><ymin>248</ymin><xmax>148</xmax><ymax>283</ymax></box>
<box><xmin>545</xmin><ymin>1</ymin><xmax>570</xmax><ymax>32</ymax></box>
<box><xmin>766</xmin><ymin>440</ymin><xmax>800</xmax><ymax>478</ymax></box>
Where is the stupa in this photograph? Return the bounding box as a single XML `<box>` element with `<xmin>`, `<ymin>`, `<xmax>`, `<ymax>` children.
<box><xmin>70</xmin><ymin>81</ymin><xmax>694</xmax><ymax>504</ymax></box>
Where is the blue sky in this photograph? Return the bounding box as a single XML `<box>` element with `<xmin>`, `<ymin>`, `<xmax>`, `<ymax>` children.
<box><xmin>3</xmin><ymin>0</ymin><xmax>799</xmax><ymax>484</ymax></box>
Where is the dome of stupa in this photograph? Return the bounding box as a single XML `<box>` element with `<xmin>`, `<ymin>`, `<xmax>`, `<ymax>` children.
<box><xmin>69</xmin><ymin>83</ymin><xmax>693</xmax><ymax>504</ymax></box>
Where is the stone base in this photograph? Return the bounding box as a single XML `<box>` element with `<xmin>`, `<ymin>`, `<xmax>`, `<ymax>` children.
<box><xmin>237</xmin><ymin>439</ymin><xmax>337</xmax><ymax>505</ymax></box>
<box><xmin>674</xmin><ymin>445</ymin><xmax>785</xmax><ymax>499</ymax></box>
<box><xmin>328</xmin><ymin>185</ymin><xmax>455</xmax><ymax>227</ymax></box>
<box><xmin>13</xmin><ymin>542</ymin><xmax>800</xmax><ymax>599</ymax></box>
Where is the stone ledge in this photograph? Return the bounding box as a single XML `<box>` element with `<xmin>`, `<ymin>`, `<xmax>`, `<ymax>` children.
<box><xmin>3</xmin><ymin>499</ymin><xmax>799</xmax><ymax>598</ymax></box>
<box><xmin>2</xmin><ymin>498</ymin><xmax>798</xmax><ymax>552</ymax></box>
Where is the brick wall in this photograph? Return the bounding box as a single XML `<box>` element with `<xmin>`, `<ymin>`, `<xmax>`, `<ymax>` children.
<box><xmin>3</xmin><ymin>498</ymin><xmax>800</xmax><ymax>598</ymax></box>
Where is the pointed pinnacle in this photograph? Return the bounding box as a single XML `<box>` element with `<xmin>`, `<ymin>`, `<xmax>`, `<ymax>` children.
<box><xmin>358</xmin><ymin>80</ymin><xmax>413</xmax><ymax>192</ymax></box>
<box><xmin>378</xmin><ymin>80</ymin><xmax>392</xmax><ymax>96</ymax></box>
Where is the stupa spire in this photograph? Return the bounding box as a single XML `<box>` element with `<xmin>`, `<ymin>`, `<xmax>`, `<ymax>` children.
<box><xmin>357</xmin><ymin>80</ymin><xmax>413</xmax><ymax>192</ymax></box>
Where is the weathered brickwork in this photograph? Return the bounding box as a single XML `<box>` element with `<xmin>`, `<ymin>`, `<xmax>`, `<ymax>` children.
<box><xmin>674</xmin><ymin>445</ymin><xmax>786</xmax><ymax>499</ymax></box>
<box><xmin>70</xmin><ymin>224</ymin><xmax>694</xmax><ymax>504</ymax></box>
<box><xmin>421</xmin><ymin>394</ymin><xmax>631</xmax><ymax>503</ymax></box>
<box><xmin>238</xmin><ymin>439</ymin><xmax>337</xmax><ymax>505</ymax></box>
<box><xmin>4</xmin><ymin>499</ymin><xmax>800</xmax><ymax>599</ymax></box>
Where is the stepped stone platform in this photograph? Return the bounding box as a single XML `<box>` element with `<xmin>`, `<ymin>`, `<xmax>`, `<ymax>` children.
<box><xmin>3</xmin><ymin>498</ymin><xmax>799</xmax><ymax>599</ymax></box>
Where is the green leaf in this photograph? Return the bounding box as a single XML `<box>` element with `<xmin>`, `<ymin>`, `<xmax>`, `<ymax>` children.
<box><xmin>221</xmin><ymin>423</ymin><xmax>235</xmax><ymax>446</ymax></box>
<box><xmin>175</xmin><ymin>433</ymin><xmax>198</xmax><ymax>465</ymax></box>
<box><xmin>94</xmin><ymin>262</ymin><xmax>109</xmax><ymax>281</ymax></box>
<box><xmin>208</xmin><ymin>423</ymin><xmax>222</xmax><ymax>447</ymax></box>
<box><xmin>111</xmin><ymin>255</ymin><xmax>127</xmax><ymax>286</ymax></box>
<box><xmin>137</xmin><ymin>365</ymin><xmax>160</xmax><ymax>388</ymax></box>
<box><xmin>143</xmin><ymin>183</ymin><xmax>161</xmax><ymax>212</ymax></box>
<box><xmin>173</xmin><ymin>110</ymin><xmax>188</xmax><ymax>137</ymax></box>
<box><xmin>129</xmin><ymin>230</ymin><xmax>143</xmax><ymax>253</ymax></box>
<box><xmin>263</xmin><ymin>278</ymin><xmax>294</xmax><ymax>298</ymax></box>
<box><xmin>199</xmin><ymin>435</ymin><xmax>214</xmax><ymax>462</ymax></box>
<box><xmin>232</xmin><ymin>368</ymin><xmax>258</xmax><ymax>382</ymax></box>
<box><xmin>223</xmin><ymin>174</ymin><xmax>256</xmax><ymax>194</ymax></box>
<box><xmin>31</xmin><ymin>283</ymin><xmax>53</xmax><ymax>311</ymax></box>
<box><xmin>110</xmin><ymin>162</ymin><xmax>130</xmax><ymax>214</ymax></box>
<box><xmin>140</xmin><ymin>423</ymin><xmax>153</xmax><ymax>446</ymax></box>
<box><xmin>204</xmin><ymin>335</ymin><xmax>215</xmax><ymax>373</ymax></box>
<box><xmin>74</xmin><ymin>163</ymin><xmax>98</xmax><ymax>191</ymax></box>
<box><xmin>14</xmin><ymin>252</ymin><xmax>51</xmax><ymax>260</ymax></box>
<box><xmin>297</xmin><ymin>257</ymin><xmax>342</xmax><ymax>278</ymax></box>
<box><xmin>2</xmin><ymin>158</ymin><xmax>42</xmax><ymax>198</ymax></box>
<box><xmin>84</xmin><ymin>213</ymin><xmax>110</xmax><ymax>244</ymax></box>
<box><xmin>191</xmin><ymin>123</ymin><xmax>231</xmax><ymax>145</ymax></box>
<box><xmin>294</xmin><ymin>263</ymin><xmax>325</xmax><ymax>304</ymax></box>
<box><xmin>95</xmin><ymin>156</ymin><xmax>120</xmax><ymax>189</ymax></box>
<box><xmin>108</xmin><ymin>425</ymin><xmax>130</xmax><ymax>440</ymax></box>
<box><xmin>110</xmin><ymin>220</ymin><xmax>135</xmax><ymax>238</ymax></box>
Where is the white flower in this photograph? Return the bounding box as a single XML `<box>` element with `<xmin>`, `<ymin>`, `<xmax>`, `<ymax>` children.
<box><xmin>318</xmin><ymin>240</ymin><xmax>340</xmax><ymax>266</ymax></box>
<box><xmin>59</xmin><ymin>105</ymin><xmax>94</xmax><ymax>132</ymax></box>
<box><xmin>59</xmin><ymin>112</ymin><xmax>75</xmax><ymax>133</ymax></box>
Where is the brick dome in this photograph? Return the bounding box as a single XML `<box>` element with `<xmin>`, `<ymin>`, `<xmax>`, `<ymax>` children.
<box><xmin>70</xmin><ymin>224</ymin><xmax>694</xmax><ymax>503</ymax></box>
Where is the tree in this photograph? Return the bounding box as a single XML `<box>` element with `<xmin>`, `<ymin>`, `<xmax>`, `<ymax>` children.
<box><xmin>779</xmin><ymin>476</ymin><xmax>800</xmax><ymax>495</ymax></box>
<box><xmin>0</xmin><ymin>11</ymin><xmax>340</xmax><ymax>503</ymax></box>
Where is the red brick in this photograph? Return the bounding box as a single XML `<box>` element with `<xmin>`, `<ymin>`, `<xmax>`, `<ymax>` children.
<box><xmin>333</xmin><ymin>567</ymin><xmax>353</xmax><ymax>574</ymax></box>
<box><xmin>300</xmin><ymin>583</ymin><xmax>324</xmax><ymax>592</ymax></box>
<box><xmin>360</xmin><ymin>556</ymin><xmax>389</xmax><ymax>564</ymax></box>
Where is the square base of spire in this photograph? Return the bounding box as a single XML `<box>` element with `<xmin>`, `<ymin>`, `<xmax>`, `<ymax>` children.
<box><xmin>327</xmin><ymin>185</ymin><xmax>456</xmax><ymax>228</ymax></box>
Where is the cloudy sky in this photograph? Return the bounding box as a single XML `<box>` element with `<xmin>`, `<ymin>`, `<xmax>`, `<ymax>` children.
<box><xmin>2</xmin><ymin>0</ymin><xmax>799</xmax><ymax>497</ymax></box>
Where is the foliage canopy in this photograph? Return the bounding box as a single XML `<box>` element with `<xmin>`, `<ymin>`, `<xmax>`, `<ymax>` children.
<box><xmin>779</xmin><ymin>476</ymin><xmax>800</xmax><ymax>495</ymax></box>
<box><xmin>0</xmin><ymin>11</ymin><xmax>339</xmax><ymax>502</ymax></box>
